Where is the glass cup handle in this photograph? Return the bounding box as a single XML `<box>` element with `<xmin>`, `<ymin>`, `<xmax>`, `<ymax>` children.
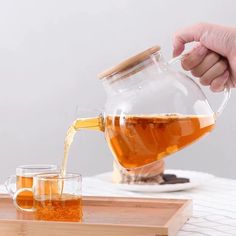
<box><xmin>13</xmin><ymin>188</ymin><xmax>35</xmax><ymax>212</ymax></box>
<box><xmin>4</xmin><ymin>175</ymin><xmax>16</xmax><ymax>197</ymax></box>
<box><xmin>168</xmin><ymin>55</ymin><xmax>231</xmax><ymax>118</ymax></box>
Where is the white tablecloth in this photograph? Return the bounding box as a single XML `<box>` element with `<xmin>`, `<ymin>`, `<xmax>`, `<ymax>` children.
<box><xmin>1</xmin><ymin>173</ymin><xmax>236</xmax><ymax>236</ymax></box>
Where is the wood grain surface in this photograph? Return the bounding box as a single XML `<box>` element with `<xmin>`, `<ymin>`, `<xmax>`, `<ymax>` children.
<box><xmin>0</xmin><ymin>194</ymin><xmax>192</xmax><ymax>236</ymax></box>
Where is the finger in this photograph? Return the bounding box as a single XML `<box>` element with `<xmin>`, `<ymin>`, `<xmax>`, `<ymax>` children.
<box><xmin>191</xmin><ymin>52</ymin><xmax>220</xmax><ymax>77</ymax></box>
<box><xmin>181</xmin><ymin>45</ymin><xmax>208</xmax><ymax>71</ymax></box>
<box><xmin>210</xmin><ymin>70</ymin><xmax>229</xmax><ymax>92</ymax></box>
<box><xmin>173</xmin><ymin>23</ymin><xmax>209</xmax><ymax>57</ymax></box>
<box><xmin>228</xmin><ymin>57</ymin><xmax>236</xmax><ymax>88</ymax></box>
<box><xmin>173</xmin><ymin>22</ymin><xmax>234</xmax><ymax>57</ymax></box>
<box><xmin>200</xmin><ymin>59</ymin><xmax>228</xmax><ymax>86</ymax></box>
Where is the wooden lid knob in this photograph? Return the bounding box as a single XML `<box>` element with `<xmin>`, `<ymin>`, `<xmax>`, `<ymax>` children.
<box><xmin>98</xmin><ymin>45</ymin><xmax>161</xmax><ymax>79</ymax></box>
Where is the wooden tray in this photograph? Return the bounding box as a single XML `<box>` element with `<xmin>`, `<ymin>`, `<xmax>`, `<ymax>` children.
<box><xmin>0</xmin><ymin>194</ymin><xmax>192</xmax><ymax>236</ymax></box>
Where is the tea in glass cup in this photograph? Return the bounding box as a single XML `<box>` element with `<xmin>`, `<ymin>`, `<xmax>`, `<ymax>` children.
<box><xmin>13</xmin><ymin>172</ymin><xmax>82</xmax><ymax>222</ymax></box>
<box><xmin>5</xmin><ymin>164</ymin><xmax>57</xmax><ymax>208</ymax></box>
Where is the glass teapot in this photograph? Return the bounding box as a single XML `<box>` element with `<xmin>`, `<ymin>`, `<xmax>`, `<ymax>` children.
<box><xmin>73</xmin><ymin>46</ymin><xmax>231</xmax><ymax>170</ymax></box>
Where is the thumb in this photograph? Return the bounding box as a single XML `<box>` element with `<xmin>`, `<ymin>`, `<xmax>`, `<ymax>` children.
<box><xmin>173</xmin><ymin>23</ymin><xmax>206</xmax><ymax>57</ymax></box>
<box><xmin>173</xmin><ymin>23</ymin><xmax>235</xmax><ymax>58</ymax></box>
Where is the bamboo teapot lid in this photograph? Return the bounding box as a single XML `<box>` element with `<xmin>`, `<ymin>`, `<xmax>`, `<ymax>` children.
<box><xmin>98</xmin><ymin>45</ymin><xmax>161</xmax><ymax>79</ymax></box>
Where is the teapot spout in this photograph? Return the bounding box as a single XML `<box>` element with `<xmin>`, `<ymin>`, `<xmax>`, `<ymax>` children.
<box><xmin>73</xmin><ymin>115</ymin><xmax>105</xmax><ymax>132</ymax></box>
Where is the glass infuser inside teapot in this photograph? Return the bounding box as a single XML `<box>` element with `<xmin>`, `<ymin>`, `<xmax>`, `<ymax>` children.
<box><xmin>61</xmin><ymin>45</ymin><xmax>230</xmax><ymax>175</ymax></box>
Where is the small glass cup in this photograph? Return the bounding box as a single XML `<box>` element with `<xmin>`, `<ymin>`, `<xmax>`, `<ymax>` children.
<box><xmin>13</xmin><ymin>172</ymin><xmax>82</xmax><ymax>222</ymax></box>
<box><xmin>4</xmin><ymin>164</ymin><xmax>57</xmax><ymax>208</ymax></box>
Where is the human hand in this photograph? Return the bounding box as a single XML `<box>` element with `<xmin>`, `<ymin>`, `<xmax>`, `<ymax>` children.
<box><xmin>173</xmin><ymin>23</ymin><xmax>236</xmax><ymax>92</ymax></box>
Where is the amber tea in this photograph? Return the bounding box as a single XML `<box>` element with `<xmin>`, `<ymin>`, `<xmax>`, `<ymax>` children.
<box><xmin>34</xmin><ymin>194</ymin><xmax>82</xmax><ymax>222</ymax></box>
<box><xmin>5</xmin><ymin>165</ymin><xmax>57</xmax><ymax>209</ymax></box>
<box><xmin>61</xmin><ymin>114</ymin><xmax>215</xmax><ymax>175</ymax></box>
<box><xmin>16</xmin><ymin>175</ymin><xmax>61</xmax><ymax>209</ymax></box>
<box><xmin>16</xmin><ymin>176</ymin><xmax>34</xmax><ymax>208</ymax></box>
<box><xmin>105</xmin><ymin>114</ymin><xmax>215</xmax><ymax>169</ymax></box>
<box><xmin>13</xmin><ymin>172</ymin><xmax>82</xmax><ymax>222</ymax></box>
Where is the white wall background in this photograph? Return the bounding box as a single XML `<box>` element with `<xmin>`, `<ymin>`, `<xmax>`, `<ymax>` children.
<box><xmin>0</xmin><ymin>0</ymin><xmax>235</xmax><ymax>183</ymax></box>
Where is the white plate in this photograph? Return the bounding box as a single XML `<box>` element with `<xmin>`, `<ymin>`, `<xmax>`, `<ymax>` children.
<box><xmin>94</xmin><ymin>169</ymin><xmax>215</xmax><ymax>193</ymax></box>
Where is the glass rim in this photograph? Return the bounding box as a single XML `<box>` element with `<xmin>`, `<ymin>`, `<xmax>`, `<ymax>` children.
<box><xmin>34</xmin><ymin>172</ymin><xmax>82</xmax><ymax>181</ymax></box>
<box><xmin>17</xmin><ymin>164</ymin><xmax>57</xmax><ymax>169</ymax></box>
<box><xmin>16</xmin><ymin>164</ymin><xmax>57</xmax><ymax>176</ymax></box>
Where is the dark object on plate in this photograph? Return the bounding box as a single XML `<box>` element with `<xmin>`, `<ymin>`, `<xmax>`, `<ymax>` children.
<box><xmin>161</xmin><ymin>175</ymin><xmax>190</xmax><ymax>185</ymax></box>
<box><xmin>162</xmin><ymin>174</ymin><xmax>177</xmax><ymax>181</ymax></box>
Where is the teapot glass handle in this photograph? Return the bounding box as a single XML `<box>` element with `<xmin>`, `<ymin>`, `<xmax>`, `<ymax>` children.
<box><xmin>4</xmin><ymin>175</ymin><xmax>16</xmax><ymax>197</ymax></box>
<box><xmin>168</xmin><ymin>55</ymin><xmax>231</xmax><ymax>118</ymax></box>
